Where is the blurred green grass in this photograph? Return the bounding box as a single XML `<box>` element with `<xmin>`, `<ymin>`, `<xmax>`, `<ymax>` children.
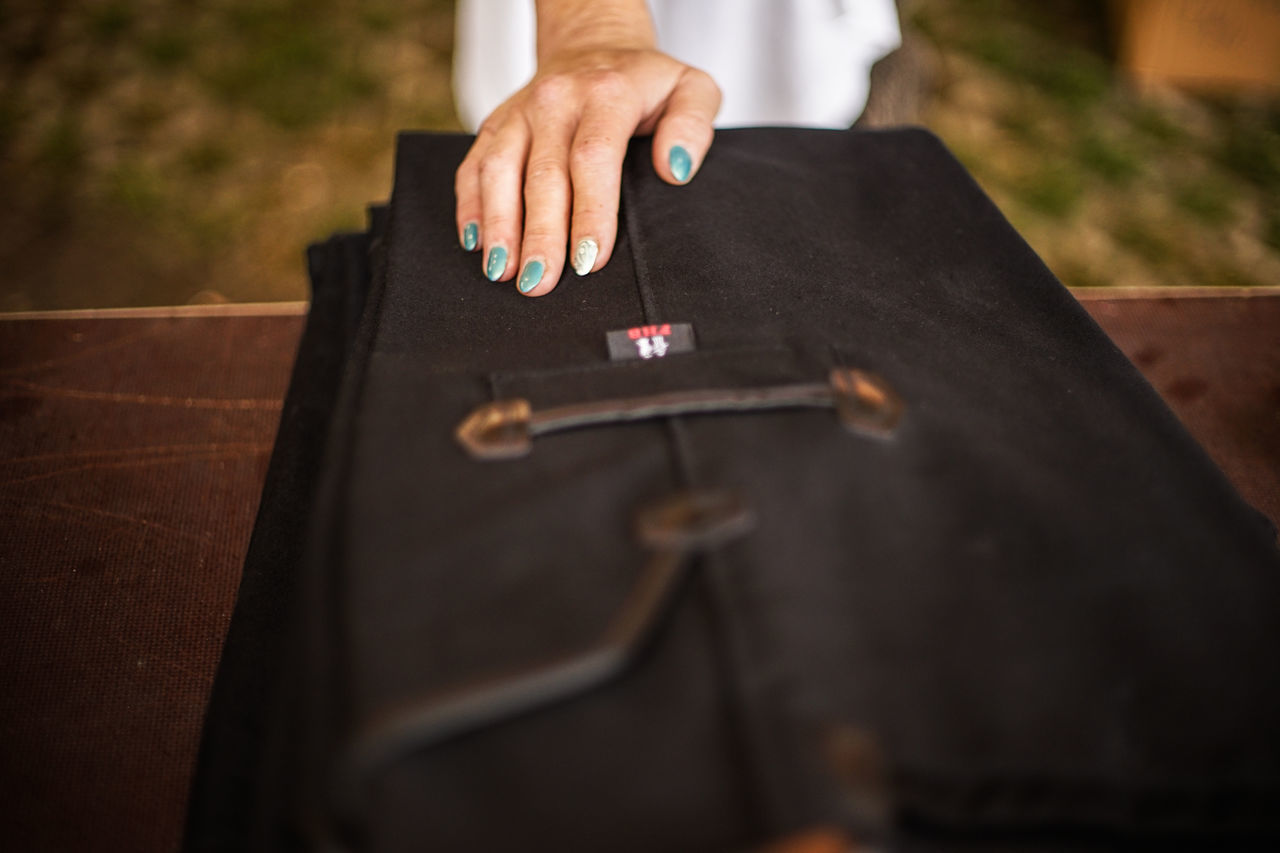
<box><xmin>913</xmin><ymin>0</ymin><xmax>1280</xmax><ymax>290</ymax></box>
<box><xmin>0</xmin><ymin>0</ymin><xmax>459</xmax><ymax>310</ymax></box>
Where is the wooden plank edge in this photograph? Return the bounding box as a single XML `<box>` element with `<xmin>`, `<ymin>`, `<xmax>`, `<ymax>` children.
<box><xmin>1070</xmin><ymin>286</ymin><xmax>1280</xmax><ymax>301</ymax></box>
<box><xmin>0</xmin><ymin>301</ymin><xmax>310</xmax><ymax>321</ymax></box>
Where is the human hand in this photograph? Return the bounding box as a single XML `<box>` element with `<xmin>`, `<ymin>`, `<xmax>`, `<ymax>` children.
<box><xmin>454</xmin><ymin>45</ymin><xmax>720</xmax><ymax>296</ymax></box>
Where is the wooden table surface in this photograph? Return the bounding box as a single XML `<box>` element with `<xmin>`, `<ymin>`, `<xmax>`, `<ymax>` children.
<box><xmin>1</xmin><ymin>293</ymin><xmax>1277</xmax><ymax>852</ymax></box>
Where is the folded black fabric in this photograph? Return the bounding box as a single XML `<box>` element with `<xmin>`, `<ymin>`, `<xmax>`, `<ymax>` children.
<box><xmin>184</xmin><ymin>217</ymin><xmax>382</xmax><ymax>852</ymax></box>
<box><xmin>190</xmin><ymin>128</ymin><xmax>1280</xmax><ymax>852</ymax></box>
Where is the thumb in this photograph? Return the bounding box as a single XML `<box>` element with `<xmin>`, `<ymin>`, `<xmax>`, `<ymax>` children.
<box><xmin>652</xmin><ymin>67</ymin><xmax>720</xmax><ymax>185</ymax></box>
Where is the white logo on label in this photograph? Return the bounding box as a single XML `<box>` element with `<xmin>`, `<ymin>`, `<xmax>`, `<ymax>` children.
<box><xmin>636</xmin><ymin>335</ymin><xmax>669</xmax><ymax>359</ymax></box>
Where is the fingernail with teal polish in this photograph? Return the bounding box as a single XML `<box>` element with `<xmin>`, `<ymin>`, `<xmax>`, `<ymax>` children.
<box><xmin>462</xmin><ymin>222</ymin><xmax>478</xmax><ymax>251</ymax></box>
<box><xmin>485</xmin><ymin>246</ymin><xmax>507</xmax><ymax>281</ymax></box>
<box><xmin>517</xmin><ymin>260</ymin><xmax>544</xmax><ymax>294</ymax></box>
<box><xmin>669</xmin><ymin>145</ymin><xmax>692</xmax><ymax>182</ymax></box>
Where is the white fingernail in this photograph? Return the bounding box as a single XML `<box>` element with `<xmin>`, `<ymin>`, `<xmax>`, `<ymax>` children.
<box><xmin>572</xmin><ymin>237</ymin><xmax>598</xmax><ymax>276</ymax></box>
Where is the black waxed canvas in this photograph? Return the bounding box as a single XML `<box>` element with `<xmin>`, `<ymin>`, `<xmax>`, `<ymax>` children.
<box><xmin>207</xmin><ymin>129</ymin><xmax>1280</xmax><ymax>852</ymax></box>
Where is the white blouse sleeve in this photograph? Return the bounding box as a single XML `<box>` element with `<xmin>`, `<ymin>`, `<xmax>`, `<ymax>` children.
<box><xmin>452</xmin><ymin>0</ymin><xmax>901</xmax><ymax>131</ymax></box>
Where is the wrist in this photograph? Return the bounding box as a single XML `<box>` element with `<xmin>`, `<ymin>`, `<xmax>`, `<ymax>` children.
<box><xmin>535</xmin><ymin>0</ymin><xmax>656</xmax><ymax>64</ymax></box>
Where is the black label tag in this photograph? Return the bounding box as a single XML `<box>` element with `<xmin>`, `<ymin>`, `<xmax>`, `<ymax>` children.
<box><xmin>605</xmin><ymin>322</ymin><xmax>696</xmax><ymax>361</ymax></box>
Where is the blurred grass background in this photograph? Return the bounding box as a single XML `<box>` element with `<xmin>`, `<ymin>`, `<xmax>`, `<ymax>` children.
<box><xmin>0</xmin><ymin>0</ymin><xmax>1276</xmax><ymax>311</ymax></box>
<box><xmin>0</xmin><ymin>0</ymin><xmax>460</xmax><ymax>311</ymax></box>
<box><xmin>913</xmin><ymin>0</ymin><xmax>1280</xmax><ymax>292</ymax></box>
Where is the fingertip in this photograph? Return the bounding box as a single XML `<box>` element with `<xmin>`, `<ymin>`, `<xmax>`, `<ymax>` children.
<box><xmin>516</xmin><ymin>258</ymin><xmax>545</xmax><ymax>295</ymax></box>
<box><xmin>516</xmin><ymin>257</ymin><xmax>564</xmax><ymax>297</ymax></box>
<box><xmin>654</xmin><ymin>137</ymin><xmax>709</xmax><ymax>185</ymax></box>
<box><xmin>484</xmin><ymin>245</ymin><xmax>510</xmax><ymax>281</ymax></box>
<box><xmin>571</xmin><ymin>237</ymin><xmax>599</xmax><ymax>276</ymax></box>
<box><xmin>668</xmin><ymin>145</ymin><xmax>693</xmax><ymax>183</ymax></box>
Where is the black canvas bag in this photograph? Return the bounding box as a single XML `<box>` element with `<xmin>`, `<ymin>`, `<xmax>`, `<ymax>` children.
<box><xmin>187</xmin><ymin>128</ymin><xmax>1280</xmax><ymax>852</ymax></box>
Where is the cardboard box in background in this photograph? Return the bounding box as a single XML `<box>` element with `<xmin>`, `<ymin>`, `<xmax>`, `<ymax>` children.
<box><xmin>1113</xmin><ymin>0</ymin><xmax>1280</xmax><ymax>90</ymax></box>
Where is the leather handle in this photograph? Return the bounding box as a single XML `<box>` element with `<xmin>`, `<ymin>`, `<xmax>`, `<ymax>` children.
<box><xmin>456</xmin><ymin>367</ymin><xmax>904</xmax><ymax>460</ymax></box>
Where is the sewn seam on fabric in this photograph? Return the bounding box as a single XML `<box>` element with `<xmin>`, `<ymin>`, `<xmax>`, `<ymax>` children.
<box><xmin>621</xmin><ymin>155</ymin><xmax>661</xmax><ymax>325</ymax></box>
<box><xmin>622</xmin><ymin>147</ymin><xmax>795</xmax><ymax>839</ymax></box>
